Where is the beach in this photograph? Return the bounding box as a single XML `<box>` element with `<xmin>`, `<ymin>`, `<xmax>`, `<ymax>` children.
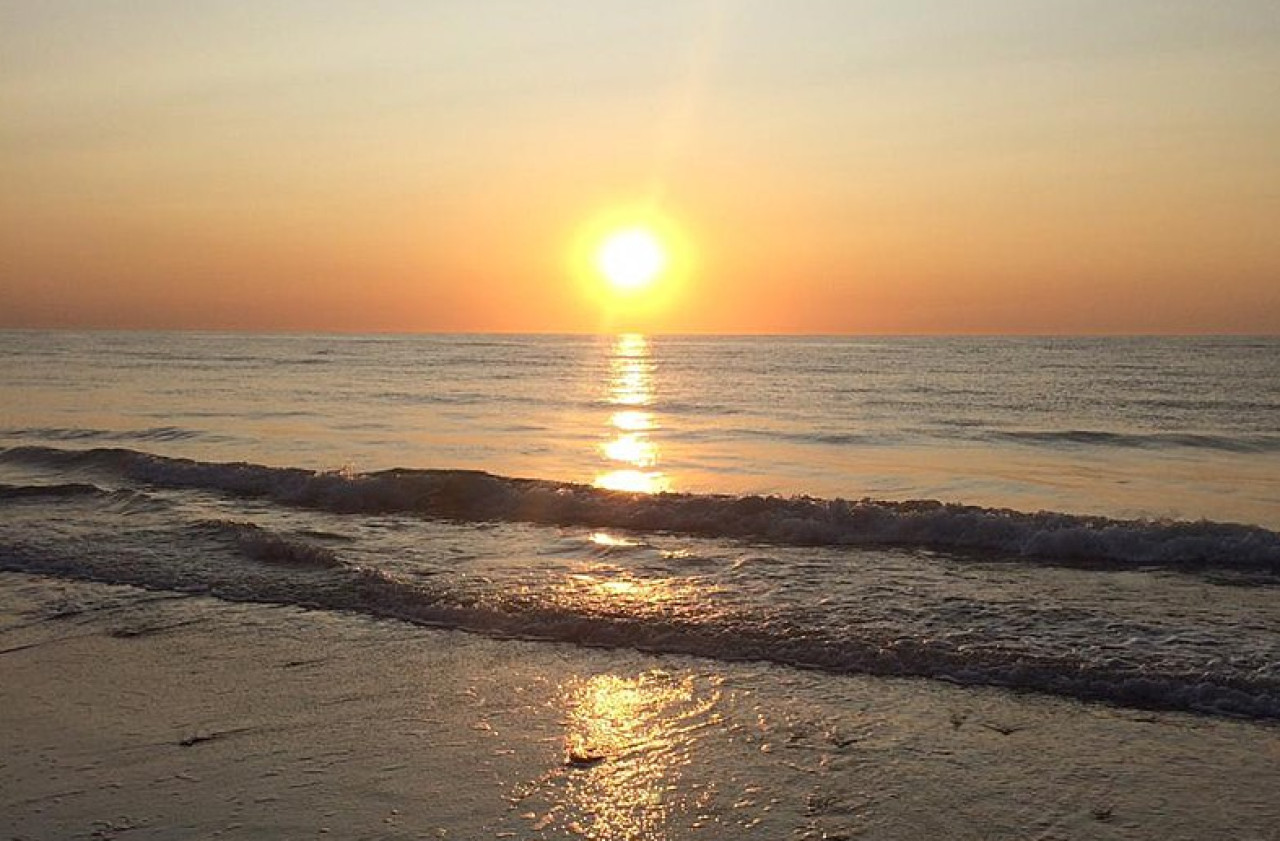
<box><xmin>4</xmin><ymin>572</ymin><xmax>1277</xmax><ymax>840</ymax></box>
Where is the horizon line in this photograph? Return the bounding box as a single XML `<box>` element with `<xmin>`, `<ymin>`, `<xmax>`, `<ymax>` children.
<box><xmin>2</xmin><ymin>326</ymin><xmax>1277</xmax><ymax>339</ymax></box>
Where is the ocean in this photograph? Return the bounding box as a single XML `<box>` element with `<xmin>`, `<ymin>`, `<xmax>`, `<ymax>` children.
<box><xmin>2</xmin><ymin>330</ymin><xmax>1279</xmax><ymax>720</ymax></box>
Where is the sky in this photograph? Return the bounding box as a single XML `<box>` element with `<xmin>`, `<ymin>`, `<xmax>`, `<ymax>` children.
<box><xmin>2</xmin><ymin>0</ymin><xmax>1278</xmax><ymax>334</ymax></box>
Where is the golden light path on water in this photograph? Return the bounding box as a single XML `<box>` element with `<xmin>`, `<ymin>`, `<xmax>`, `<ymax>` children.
<box><xmin>594</xmin><ymin>334</ymin><xmax>671</xmax><ymax>494</ymax></box>
<box><xmin>529</xmin><ymin>337</ymin><xmax>720</xmax><ymax>836</ymax></box>
<box><xmin>550</xmin><ymin>671</ymin><xmax>721</xmax><ymax>840</ymax></box>
<box><xmin>523</xmin><ymin>336</ymin><xmax>720</xmax><ymax>836</ymax></box>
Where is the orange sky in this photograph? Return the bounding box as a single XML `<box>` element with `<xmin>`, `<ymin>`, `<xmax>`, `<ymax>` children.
<box><xmin>3</xmin><ymin>2</ymin><xmax>1278</xmax><ymax>334</ymax></box>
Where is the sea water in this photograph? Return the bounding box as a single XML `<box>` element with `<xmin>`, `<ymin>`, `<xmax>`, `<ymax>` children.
<box><xmin>1</xmin><ymin>331</ymin><xmax>1278</xmax><ymax>718</ymax></box>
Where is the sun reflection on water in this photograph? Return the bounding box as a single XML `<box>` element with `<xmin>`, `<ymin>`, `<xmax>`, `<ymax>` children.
<box><xmin>609</xmin><ymin>410</ymin><xmax>653</xmax><ymax>432</ymax></box>
<box><xmin>588</xmin><ymin>531</ymin><xmax>642</xmax><ymax>548</ymax></box>
<box><xmin>563</xmin><ymin>570</ymin><xmax>683</xmax><ymax>616</ymax></box>
<box><xmin>549</xmin><ymin>671</ymin><xmax>718</xmax><ymax>840</ymax></box>
<box><xmin>595</xmin><ymin>334</ymin><xmax>670</xmax><ymax>494</ymax></box>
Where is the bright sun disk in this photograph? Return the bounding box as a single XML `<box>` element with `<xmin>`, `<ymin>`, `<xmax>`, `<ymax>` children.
<box><xmin>596</xmin><ymin>228</ymin><xmax>666</xmax><ymax>292</ymax></box>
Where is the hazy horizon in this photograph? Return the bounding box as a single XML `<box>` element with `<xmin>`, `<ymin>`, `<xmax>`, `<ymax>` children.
<box><xmin>5</xmin><ymin>325</ymin><xmax>1279</xmax><ymax>338</ymax></box>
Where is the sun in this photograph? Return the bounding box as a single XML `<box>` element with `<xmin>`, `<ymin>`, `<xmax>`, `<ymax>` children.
<box><xmin>596</xmin><ymin>227</ymin><xmax>667</xmax><ymax>292</ymax></box>
<box><xmin>570</xmin><ymin>207</ymin><xmax>693</xmax><ymax>318</ymax></box>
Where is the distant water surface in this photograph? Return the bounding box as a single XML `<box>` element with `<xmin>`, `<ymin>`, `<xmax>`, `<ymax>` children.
<box><xmin>2</xmin><ymin>331</ymin><xmax>1277</xmax><ymax>525</ymax></box>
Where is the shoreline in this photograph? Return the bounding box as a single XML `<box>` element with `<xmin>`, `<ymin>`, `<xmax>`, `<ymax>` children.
<box><xmin>3</xmin><ymin>571</ymin><xmax>1278</xmax><ymax>840</ymax></box>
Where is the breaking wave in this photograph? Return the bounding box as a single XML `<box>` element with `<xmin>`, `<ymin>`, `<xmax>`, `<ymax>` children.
<box><xmin>4</xmin><ymin>445</ymin><xmax>1278</xmax><ymax>573</ymax></box>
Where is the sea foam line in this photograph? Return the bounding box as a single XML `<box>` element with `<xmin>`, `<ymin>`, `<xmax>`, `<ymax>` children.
<box><xmin>3</xmin><ymin>445</ymin><xmax>1278</xmax><ymax>572</ymax></box>
<box><xmin>4</xmin><ymin>532</ymin><xmax>1277</xmax><ymax>720</ymax></box>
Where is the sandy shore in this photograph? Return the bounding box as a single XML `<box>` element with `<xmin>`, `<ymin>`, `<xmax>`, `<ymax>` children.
<box><xmin>2</xmin><ymin>571</ymin><xmax>1277</xmax><ymax>840</ymax></box>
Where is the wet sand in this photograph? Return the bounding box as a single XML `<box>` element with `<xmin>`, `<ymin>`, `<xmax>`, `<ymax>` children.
<box><xmin>2</xmin><ymin>572</ymin><xmax>1277</xmax><ymax>840</ymax></box>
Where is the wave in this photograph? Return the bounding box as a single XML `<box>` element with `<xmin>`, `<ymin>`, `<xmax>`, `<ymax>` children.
<box><xmin>2</xmin><ymin>533</ymin><xmax>1275</xmax><ymax>719</ymax></box>
<box><xmin>991</xmin><ymin>429</ymin><xmax>1280</xmax><ymax>454</ymax></box>
<box><xmin>0</xmin><ymin>480</ymin><xmax>172</xmax><ymax>515</ymax></box>
<box><xmin>0</xmin><ymin>426</ymin><xmax>226</xmax><ymax>444</ymax></box>
<box><xmin>0</xmin><ymin>481</ymin><xmax>106</xmax><ymax>499</ymax></box>
<box><xmin>4</xmin><ymin>445</ymin><xmax>1279</xmax><ymax>573</ymax></box>
<box><xmin>191</xmin><ymin>519</ymin><xmax>344</xmax><ymax>569</ymax></box>
<box><xmin>347</xmin><ymin>567</ymin><xmax>1280</xmax><ymax>719</ymax></box>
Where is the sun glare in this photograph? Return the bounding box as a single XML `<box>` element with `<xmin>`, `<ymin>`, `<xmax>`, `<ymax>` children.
<box><xmin>596</xmin><ymin>228</ymin><xmax>667</xmax><ymax>292</ymax></box>
<box><xmin>571</xmin><ymin>207</ymin><xmax>692</xmax><ymax>321</ymax></box>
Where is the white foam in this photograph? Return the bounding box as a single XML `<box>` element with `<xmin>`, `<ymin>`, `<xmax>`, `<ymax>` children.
<box><xmin>4</xmin><ymin>445</ymin><xmax>1279</xmax><ymax>572</ymax></box>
